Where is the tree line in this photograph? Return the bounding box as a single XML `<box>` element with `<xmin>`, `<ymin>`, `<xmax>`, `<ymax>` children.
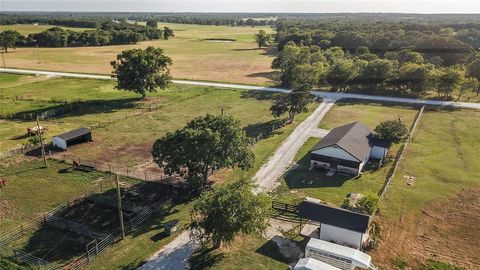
<box><xmin>273</xmin><ymin>41</ymin><xmax>479</xmax><ymax>100</ymax></box>
<box><xmin>0</xmin><ymin>21</ymin><xmax>174</xmax><ymax>48</ymax></box>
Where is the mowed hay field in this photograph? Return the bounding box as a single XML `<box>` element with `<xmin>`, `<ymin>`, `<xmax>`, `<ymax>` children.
<box><xmin>275</xmin><ymin>101</ymin><xmax>419</xmax><ymax>206</ymax></box>
<box><xmin>372</xmin><ymin>109</ymin><xmax>480</xmax><ymax>270</ymax></box>
<box><xmin>0</xmin><ymin>23</ymin><xmax>276</xmax><ymax>85</ymax></box>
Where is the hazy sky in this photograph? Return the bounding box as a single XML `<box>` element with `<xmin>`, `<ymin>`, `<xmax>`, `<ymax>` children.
<box><xmin>1</xmin><ymin>0</ymin><xmax>479</xmax><ymax>13</ymax></box>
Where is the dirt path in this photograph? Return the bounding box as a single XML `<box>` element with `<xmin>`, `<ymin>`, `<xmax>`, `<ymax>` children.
<box><xmin>138</xmin><ymin>231</ymin><xmax>199</xmax><ymax>270</ymax></box>
<box><xmin>253</xmin><ymin>100</ymin><xmax>335</xmax><ymax>193</ymax></box>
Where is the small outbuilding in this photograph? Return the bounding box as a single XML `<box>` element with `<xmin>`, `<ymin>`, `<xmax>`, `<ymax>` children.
<box><xmin>310</xmin><ymin>122</ymin><xmax>388</xmax><ymax>175</ymax></box>
<box><xmin>299</xmin><ymin>197</ymin><xmax>370</xmax><ymax>250</ymax></box>
<box><xmin>294</xmin><ymin>257</ymin><xmax>341</xmax><ymax>270</ymax></box>
<box><xmin>52</xmin><ymin>128</ymin><xmax>92</xmax><ymax>150</ymax></box>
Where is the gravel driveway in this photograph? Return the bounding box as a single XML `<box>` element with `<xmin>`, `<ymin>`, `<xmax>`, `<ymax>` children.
<box><xmin>253</xmin><ymin>100</ymin><xmax>335</xmax><ymax>193</ymax></box>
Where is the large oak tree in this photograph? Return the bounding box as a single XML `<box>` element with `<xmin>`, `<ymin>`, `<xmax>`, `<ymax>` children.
<box><xmin>190</xmin><ymin>179</ymin><xmax>270</xmax><ymax>248</ymax></box>
<box><xmin>111</xmin><ymin>47</ymin><xmax>172</xmax><ymax>98</ymax></box>
<box><xmin>152</xmin><ymin>114</ymin><xmax>254</xmax><ymax>192</ymax></box>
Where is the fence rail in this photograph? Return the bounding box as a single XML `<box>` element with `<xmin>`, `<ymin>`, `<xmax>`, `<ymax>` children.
<box><xmin>13</xmin><ymin>249</ymin><xmax>56</xmax><ymax>270</ymax></box>
<box><xmin>378</xmin><ymin>105</ymin><xmax>425</xmax><ymax>198</ymax></box>
<box><xmin>45</xmin><ymin>215</ymin><xmax>106</xmax><ymax>240</ymax></box>
<box><xmin>272</xmin><ymin>201</ymin><xmax>299</xmax><ymax>214</ymax></box>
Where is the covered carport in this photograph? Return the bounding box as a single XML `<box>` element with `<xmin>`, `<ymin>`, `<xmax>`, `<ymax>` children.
<box><xmin>52</xmin><ymin>128</ymin><xmax>92</xmax><ymax>150</ymax></box>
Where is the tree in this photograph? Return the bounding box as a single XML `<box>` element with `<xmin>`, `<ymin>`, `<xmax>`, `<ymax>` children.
<box><xmin>356</xmin><ymin>193</ymin><xmax>379</xmax><ymax>215</ymax></box>
<box><xmin>111</xmin><ymin>47</ymin><xmax>172</xmax><ymax>98</ymax></box>
<box><xmin>458</xmin><ymin>77</ymin><xmax>479</xmax><ymax>100</ymax></box>
<box><xmin>436</xmin><ymin>66</ymin><xmax>465</xmax><ymax>99</ymax></box>
<box><xmin>0</xmin><ymin>30</ymin><xmax>21</xmax><ymax>52</ymax></box>
<box><xmin>290</xmin><ymin>62</ymin><xmax>328</xmax><ymax>90</ymax></box>
<box><xmin>270</xmin><ymin>90</ymin><xmax>315</xmax><ymax>122</ymax></box>
<box><xmin>152</xmin><ymin>114</ymin><xmax>254</xmax><ymax>192</ymax></box>
<box><xmin>466</xmin><ymin>55</ymin><xmax>480</xmax><ymax>95</ymax></box>
<box><xmin>255</xmin><ymin>30</ymin><xmax>271</xmax><ymax>48</ymax></box>
<box><xmin>163</xmin><ymin>27</ymin><xmax>174</xmax><ymax>40</ymax></box>
<box><xmin>190</xmin><ymin>179</ymin><xmax>270</xmax><ymax>248</ymax></box>
<box><xmin>146</xmin><ymin>20</ymin><xmax>158</xmax><ymax>28</ymax></box>
<box><xmin>326</xmin><ymin>58</ymin><xmax>356</xmax><ymax>91</ymax></box>
<box><xmin>374</xmin><ymin>119</ymin><xmax>408</xmax><ymax>144</ymax></box>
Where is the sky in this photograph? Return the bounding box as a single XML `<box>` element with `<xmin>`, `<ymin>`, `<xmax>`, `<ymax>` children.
<box><xmin>0</xmin><ymin>0</ymin><xmax>479</xmax><ymax>14</ymax></box>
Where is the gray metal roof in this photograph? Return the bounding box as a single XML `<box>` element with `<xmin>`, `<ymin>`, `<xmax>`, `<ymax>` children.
<box><xmin>299</xmin><ymin>197</ymin><xmax>370</xmax><ymax>233</ymax></box>
<box><xmin>294</xmin><ymin>258</ymin><xmax>341</xmax><ymax>270</ymax></box>
<box><xmin>311</xmin><ymin>122</ymin><xmax>374</xmax><ymax>162</ymax></box>
<box><xmin>54</xmin><ymin>128</ymin><xmax>91</xmax><ymax>141</ymax></box>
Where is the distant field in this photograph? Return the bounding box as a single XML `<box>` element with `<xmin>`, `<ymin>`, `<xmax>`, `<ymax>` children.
<box><xmin>275</xmin><ymin>101</ymin><xmax>419</xmax><ymax>205</ymax></box>
<box><xmin>0</xmin><ymin>23</ymin><xmax>276</xmax><ymax>85</ymax></box>
<box><xmin>0</xmin><ymin>24</ymin><xmax>93</xmax><ymax>35</ymax></box>
<box><xmin>372</xmin><ymin>109</ymin><xmax>480</xmax><ymax>270</ymax></box>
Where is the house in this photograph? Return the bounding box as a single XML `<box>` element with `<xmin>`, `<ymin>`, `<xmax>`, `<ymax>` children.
<box><xmin>304</xmin><ymin>238</ymin><xmax>373</xmax><ymax>270</ymax></box>
<box><xmin>299</xmin><ymin>197</ymin><xmax>370</xmax><ymax>249</ymax></box>
<box><xmin>52</xmin><ymin>128</ymin><xmax>92</xmax><ymax>150</ymax></box>
<box><xmin>310</xmin><ymin>122</ymin><xmax>388</xmax><ymax>175</ymax></box>
<box><xmin>294</xmin><ymin>257</ymin><xmax>341</xmax><ymax>270</ymax></box>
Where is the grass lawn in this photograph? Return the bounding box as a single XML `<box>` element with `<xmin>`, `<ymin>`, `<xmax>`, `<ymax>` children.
<box><xmin>0</xmin><ymin>75</ymin><xmax>278</xmax><ymax>156</ymax></box>
<box><xmin>0</xmin><ymin>24</ymin><xmax>93</xmax><ymax>35</ymax></box>
<box><xmin>0</xmin><ymin>23</ymin><xmax>276</xmax><ymax>85</ymax></box>
<box><xmin>319</xmin><ymin>99</ymin><xmax>419</xmax><ymax>130</ymax></box>
<box><xmin>273</xmin><ymin>101</ymin><xmax>419</xmax><ymax>206</ymax></box>
<box><xmin>371</xmin><ymin>108</ymin><xmax>480</xmax><ymax>270</ymax></box>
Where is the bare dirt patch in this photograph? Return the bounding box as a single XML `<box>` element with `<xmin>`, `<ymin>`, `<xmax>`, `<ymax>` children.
<box><xmin>373</xmin><ymin>187</ymin><xmax>480</xmax><ymax>270</ymax></box>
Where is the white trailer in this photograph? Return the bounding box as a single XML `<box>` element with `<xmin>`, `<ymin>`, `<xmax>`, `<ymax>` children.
<box><xmin>305</xmin><ymin>238</ymin><xmax>372</xmax><ymax>270</ymax></box>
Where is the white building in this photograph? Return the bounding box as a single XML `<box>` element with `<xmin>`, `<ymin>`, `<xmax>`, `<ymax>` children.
<box><xmin>294</xmin><ymin>257</ymin><xmax>341</xmax><ymax>270</ymax></box>
<box><xmin>299</xmin><ymin>197</ymin><xmax>370</xmax><ymax>249</ymax></box>
<box><xmin>310</xmin><ymin>122</ymin><xmax>388</xmax><ymax>175</ymax></box>
<box><xmin>304</xmin><ymin>238</ymin><xmax>373</xmax><ymax>270</ymax></box>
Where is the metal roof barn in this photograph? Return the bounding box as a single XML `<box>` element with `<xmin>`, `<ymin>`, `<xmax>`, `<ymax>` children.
<box><xmin>52</xmin><ymin>128</ymin><xmax>92</xmax><ymax>150</ymax></box>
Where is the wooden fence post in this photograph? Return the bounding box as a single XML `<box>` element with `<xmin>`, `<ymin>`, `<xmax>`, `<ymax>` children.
<box><xmin>144</xmin><ymin>172</ymin><xmax>147</xmax><ymax>181</ymax></box>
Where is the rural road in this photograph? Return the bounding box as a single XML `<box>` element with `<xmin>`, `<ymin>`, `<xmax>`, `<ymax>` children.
<box><xmin>253</xmin><ymin>100</ymin><xmax>335</xmax><ymax>193</ymax></box>
<box><xmin>1</xmin><ymin>67</ymin><xmax>480</xmax><ymax>110</ymax></box>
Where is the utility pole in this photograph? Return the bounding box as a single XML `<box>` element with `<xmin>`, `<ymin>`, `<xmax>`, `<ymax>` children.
<box><xmin>36</xmin><ymin>45</ymin><xmax>41</xmax><ymax>63</ymax></box>
<box><xmin>115</xmin><ymin>174</ymin><xmax>126</xmax><ymax>240</ymax></box>
<box><xmin>36</xmin><ymin>116</ymin><xmax>48</xmax><ymax>168</ymax></box>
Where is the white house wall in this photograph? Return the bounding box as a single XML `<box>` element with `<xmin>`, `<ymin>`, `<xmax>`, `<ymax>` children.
<box><xmin>52</xmin><ymin>137</ymin><xmax>67</xmax><ymax>150</ymax></box>
<box><xmin>319</xmin><ymin>224</ymin><xmax>363</xmax><ymax>249</ymax></box>
<box><xmin>311</xmin><ymin>146</ymin><xmax>359</xmax><ymax>162</ymax></box>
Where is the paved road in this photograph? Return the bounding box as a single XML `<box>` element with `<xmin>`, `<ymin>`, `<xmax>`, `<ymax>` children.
<box><xmin>253</xmin><ymin>100</ymin><xmax>336</xmax><ymax>193</ymax></box>
<box><xmin>1</xmin><ymin>67</ymin><xmax>479</xmax><ymax>110</ymax></box>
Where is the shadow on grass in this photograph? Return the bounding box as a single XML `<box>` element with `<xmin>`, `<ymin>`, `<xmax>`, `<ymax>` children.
<box><xmin>11</xmin><ymin>97</ymin><xmax>141</xmax><ymax>121</ymax></box>
<box><xmin>240</xmin><ymin>90</ymin><xmax>276</xmax><ymax>101</ymax></box>
<box><xmin>284</xmin><ymin>153</ymin><xmax>353</xmax><ymax>190</ymax></box>
<box><xmin>246</xmin><ymin>71</ymin><xmax>280</xmax><ymax>81</ymax></box>
<box><xmin>17</xmin><ymin>180</ymin><xmax>183</xmax><ymax>265</ymax></box>
<box><xmin>243</xmin><ymin>119</ymin><xmax>284</xmax><ymax>138</ymax></box>
<box><xmin>255</xmin><ymin>238</ymin><xmax>291</xmax><ymax>264</ymax></box>
<box><xmin>190</xmin><ymin>247</ymin><xmax>226</xmax><ymax>270</ymax></box>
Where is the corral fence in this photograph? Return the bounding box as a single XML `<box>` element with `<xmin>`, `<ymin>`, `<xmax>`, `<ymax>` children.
<box><xmin>59</xmin><ymin>155</ymin><xmax>168</xmax><ymax>182</ymax></box>
<box><xmin>378</xmin><ymin>105</ymin><xmax>425</xmax><ymax>198</ymax></box>
<box><xmin>0</xmin><ymin>180</ymin><xmax>172</xmax><ymax>270</ymax></box>
<box><xmin>0</xmin><ymin>144</ymin><xmax>37</xmax><ymax>160</ymax></box>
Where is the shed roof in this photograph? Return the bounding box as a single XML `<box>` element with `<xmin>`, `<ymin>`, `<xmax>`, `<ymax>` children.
<box><xmin>294</xmin><ymin>258</ymin><xmax>341</xmax><ymax>270</ymax></box>
<box><xmin>299</xmin><ymin>197</ymin><xmax>370</xmax><ymax>233</ymax></box>
<box><xmin>306</xmin><ymin>238</ymin><xmax>371</xmax><ymax>268</ymax></box>
<box><xmin>54</xmin><ymin>128</ymin><xmax>91</xmax><ymax>141</ymax></box>
<box><xmin>311</xmin><ymin>122</ymin><xmax>376</xmax><ymax>162</ymax></box>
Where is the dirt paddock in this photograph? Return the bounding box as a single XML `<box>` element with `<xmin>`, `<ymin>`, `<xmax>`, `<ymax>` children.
<box><xmin>373</xmin><ymin>187</ymin><xmax>480</xmax><ymax>270</ymax></box>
